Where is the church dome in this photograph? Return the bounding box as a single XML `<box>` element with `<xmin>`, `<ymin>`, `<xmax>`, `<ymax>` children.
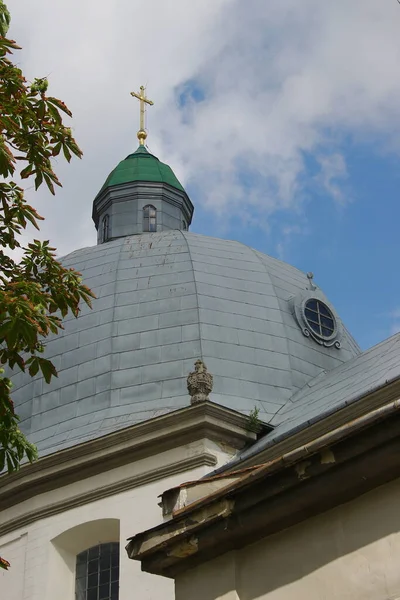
<box><xmin>100</xmin><ymin>146</ymin><xmax>185</xmax><ymax>193</ymax></box>
<box><xmin>10</xmin><ymin>230</ymin><xmax>360</xmax><ymax>457</ymax></box>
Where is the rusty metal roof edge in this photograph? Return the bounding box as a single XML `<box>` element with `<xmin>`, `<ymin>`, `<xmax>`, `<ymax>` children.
<box><xmin>209</xmin><ymin>372</ymin><xmax>400</xmax><ymax>476</ymax></box>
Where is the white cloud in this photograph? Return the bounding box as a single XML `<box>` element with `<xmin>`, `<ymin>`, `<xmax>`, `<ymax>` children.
<box><xmin>5</xmin><ymin>0</ymin><xmax>400</xmax><ymax>256</ymax></box>
<box><xmin>390</xmin><ymin>322</ymin><xmax>400</xmax><ymax>336</ymax></box>
<box><xmin>387</xmin><ymin>309</ymin><xmax>400</xmax><ymax>336</ymax></box>
<box><xmin>315</xmin><ymin>154</ymin><xmax>349</xmax><ymax>205</ymax></box>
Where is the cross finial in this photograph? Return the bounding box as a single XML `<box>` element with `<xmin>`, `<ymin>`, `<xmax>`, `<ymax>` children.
<box><xmin>130</xmin><ymin>85</ymin><xmax>154</xmax><ymax>146</ymax></box>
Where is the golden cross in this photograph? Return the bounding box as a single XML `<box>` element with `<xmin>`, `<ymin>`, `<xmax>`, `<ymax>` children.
<box><xmin>130</xmin><ymin>85</ymin><xmax>154</xmax><ymax>146</ymax></box>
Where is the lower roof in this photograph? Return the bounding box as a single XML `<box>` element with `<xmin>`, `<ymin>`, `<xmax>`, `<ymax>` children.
<box><xmin>219</xmin><ymin>331</ymin><xmax>400</xmax><ymax>470</ymax></box>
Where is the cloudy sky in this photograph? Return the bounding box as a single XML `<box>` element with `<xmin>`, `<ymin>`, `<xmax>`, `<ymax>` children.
<box><xmin>7</xmin><ymin>0</ymin><xmax>400</xmax><ymax>349</ymax></box>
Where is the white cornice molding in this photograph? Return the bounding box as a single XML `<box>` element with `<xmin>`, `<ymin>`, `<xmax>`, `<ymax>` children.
<box><xmin>0</xmin><ymin>453</ymin><xmax>217</xmax><ymax>538</ymax></box>
<box><xmin>0</xmin><ymin>401</ymin><xmax>258</xmax><ymax>512</ymax></box>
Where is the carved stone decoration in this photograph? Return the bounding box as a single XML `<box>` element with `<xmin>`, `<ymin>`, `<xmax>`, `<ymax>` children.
<box><xmin>187</xmin><ymin>360</ymin><xmax>213</xmax><ymax>404</ymax></box>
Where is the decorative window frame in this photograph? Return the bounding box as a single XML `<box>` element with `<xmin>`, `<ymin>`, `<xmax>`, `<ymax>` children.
<box><xmin>290</xmin><ymin>289</ymin><xmax>342</xmax><ymax>348</ymax></box>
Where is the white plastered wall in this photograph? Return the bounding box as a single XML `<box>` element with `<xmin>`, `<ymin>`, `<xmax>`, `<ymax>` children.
<box><xmin>176</xmin><ymin>477</ymin><xmax>400</xmax><ymax>600</ymax></box>
<box><xmin>0</xmin><ymin>437</ymin><xmax>231</xmax><ymax>600</ymax></box>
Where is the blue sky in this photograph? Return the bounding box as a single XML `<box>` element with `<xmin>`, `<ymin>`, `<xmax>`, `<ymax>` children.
<box><xmin>176</xmin><ymin>72</ymin><xmax>400</xmax><ymax>350</ymax></box>
<box><xmin>190</xmin><ymin>132</ymin><xmax>400</xmax><ymax>350</ymax></box>
<box><xmin>7</xmin><ymin>0</ymin><xmax>400</xmax><ymax>351</ymax></box>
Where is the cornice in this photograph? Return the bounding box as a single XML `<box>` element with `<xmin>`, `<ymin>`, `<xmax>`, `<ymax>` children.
<box><xmin>0</xmin><ymin>401</ymin><xmax>257</xmax><ymax>512</ymax></box>
<box><xmin>0</xmin><ymin>453</ymin><xmax>217</xmax><ymax>538</ymax></box>
<box><xmin>127</xmin><ymin>399</ymin><xmax>400</xmax><ymax>578</ymax></box>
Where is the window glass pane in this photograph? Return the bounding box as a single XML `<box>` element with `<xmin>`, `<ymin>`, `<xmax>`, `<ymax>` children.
<box><xmin>88</xmin><ymin>588</ymin><xmax>98</xmax><ymax>600</ymax></box>
<box><xmin>322</xmin><ymin>327</ymin><xmax>333</xmax><ymax>337</ymax></box>
<box><xmin>111</xmin><ymin>582</ymin><xmax>119</xmax><ymax>600</ymax></box>
<box><xmin>76</xmin><ymin>562</ymin><xmax>87</xmax><ymax>578</ymax></box>
<box><xmin>305</xmin><ymin>309</ymin><xmax>319</xmax><ymax>324</ymax></box>
<box><xmin>77</xmin><ymin>551</ymin><xmax>88</xmax><ymax>565</ymax></box>
<box><xmin>88</xmin><ymin>573</ymin><xmax>98</xmax><ymax>588</ymax></box>
<box><xmin>318</xmin><ymin>302</ymin><xmax>331</xmax><ymax>318</ymax></box>
<box><xmin>100</xmin><ymin>554</ymin><xmax>111</xmax><ymax>570</ymax></box>
<box><xmin>89</xmin><ymin>546</ymin><xmax>100</xmax><ymax>560</ymax></box>
<box><xmin>100</xmin><ymin>545</ymin><xmax>112</xmax><ymax>557</ymax></box>
<box><xmin>306</xmin><ymin>299</ymin><xmax>318</xmax><ymax>311</ymax></box>
<box><xmin>100</xmin><ymin>570</ymin><xmax>110</xmax><ymax>585</ymax></box>
<box><xmin>111</xmin><ymin>552</ymin><xmax>119</xmax><ymax>568</ymax></box>
<box><xmin>320</xmin><ymin>315</ymin><xmax>334</xmax><ymax>330</ymax></box>
<box><xmin>99</xmin><ymin>583</ymin><xmax>110</xmax><ymax>599</ymax></box>
<box><xmin>76</xmin><ymin>543</ymin><xmax>119</xmax><ymax>600</ymax></box>
<box><xmin>76</xmin><ymin>577</ymin><xmax>86</xmax><ymax>597</ymax></box>
<box><xmin>88</xmin><ymin>560</ymin><xmax>98</xmax><ymax>575</ymax></box>
<box><xmin>308</xmin><ymin>320</ymin><xmax>320</xmax><ymax>334</ymax></box>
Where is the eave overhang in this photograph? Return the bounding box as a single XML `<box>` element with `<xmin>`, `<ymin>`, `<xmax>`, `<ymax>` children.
<box><xmin>126</xmin><ymin>396</ymin><xmax>400</xmax><ymax>578</ymax></box>
<box><xmin>0</xmin><ymin>401</ymin><xmax>263</xmax><ymax>515</ymax></box>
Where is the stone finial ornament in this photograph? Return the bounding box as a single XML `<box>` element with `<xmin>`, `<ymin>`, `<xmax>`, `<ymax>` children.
<box><xmin>306</xmin><ymin>272</ymin><xmax>317</xmax><ymax>291</ymax></box>
<box><xmin>187</xmin><ymin>359</ymin><xmax>213</xmax><ymax>404</ymax></box>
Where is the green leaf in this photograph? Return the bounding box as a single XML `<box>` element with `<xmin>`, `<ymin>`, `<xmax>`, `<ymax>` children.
<box><xmin>62</xmin><ymin>144</ymin><xmax>72</xmax><ymax>162</ymax></box>
<box><xmin>52</xmin><ymin>141</ymin><xmax>62</xmax><ymax>157</ymax></box>
<box><xmin>28</xmin><ymin>358</ymin><xmax>39</xmax><ymax>377</ymax></box>
<box><xmin>0</xmin><ymin>28</ymin><xmax>90</xmax><ymax>477</ymax></box>
<box><xmin>34</xmin><ymin>171</ymin><xmax>43</xmax><ymax>190</ymax></box>
<box><xmin>38</xmin><ymin>357</ymin><xmax>58</xmax><ymax>384</ymax></box>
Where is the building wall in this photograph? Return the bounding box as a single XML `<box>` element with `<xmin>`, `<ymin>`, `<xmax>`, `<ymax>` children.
<box><xmin>0</xmin><ymin>438</ymin><xmax>231</xmax><ymax>600</ymax></box>
<box><xmin>176</xmin><ymin>477</ymin><xmax>400</xmax><ymax>600</ymax></box>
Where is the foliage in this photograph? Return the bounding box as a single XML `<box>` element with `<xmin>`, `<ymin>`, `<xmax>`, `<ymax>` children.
<box><xmin>0</xmin><ymin>4</ymin><xmax>95</xmax><ymax>569</ymax></box>
<box><xmin>0</xmin><ymin>0</ymin><xmax>10</xmax><ymax>37</ymax></box>
<box><xmin>246</xmin><ymin>406</ymin><xmax>261</xmax><ymax>433</ymax></box>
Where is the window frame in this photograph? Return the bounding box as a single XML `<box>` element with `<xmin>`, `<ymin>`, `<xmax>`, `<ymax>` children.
<box><xmin>75</xmin><ymin>542</ymin><xmax>119</xmax><ymax>600</ymax></box>
<box><xmin>101</xmin><ymin>214</ymin><xmax>110</xmax><ymax>243</ymax></box>
<box><xmin>143</xmin><ymin>204</ymin><xmax>157</xmax><ymax>233</ymax></box>
<box><xmin>303</xmin><ymin>298</ymin><xmax>337</xmax><ymax>341</ymax></box>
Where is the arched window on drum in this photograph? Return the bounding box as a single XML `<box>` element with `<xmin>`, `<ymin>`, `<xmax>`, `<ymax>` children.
<box><xmin>143</xmin><ymin>205</ymin><xmax>157</xmax><ymax>232</ymax></box>
<box><xmin>101</xmin><ymin>214</ymin><xmax>110</xmax><ymax>242</ymax></box>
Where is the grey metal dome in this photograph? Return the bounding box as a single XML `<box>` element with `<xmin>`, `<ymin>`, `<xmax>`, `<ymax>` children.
<box><xmin>11</xmin><ymin>230</ymin><xmax>360</xmax><ymax>456</ymax></box>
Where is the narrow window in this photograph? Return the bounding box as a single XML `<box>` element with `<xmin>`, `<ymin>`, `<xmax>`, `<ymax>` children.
<box><xmin>143</xmin><ymin>205</ymin><xmax>157</xmax><ymax>232</ymax></box>
<box><xmin>101</xmin><ymin>214</ymin><xmax>110</xmax><ymax>242</ymax></box>
<box><xmin>182</xmin><ymin>219</ymin><xmax>187</xmax><ymax>231</ymax></box>
<box><xmin>76</xmin><ymin>542</ymin><xmax>119</xmax><ymax>600</ymax></box>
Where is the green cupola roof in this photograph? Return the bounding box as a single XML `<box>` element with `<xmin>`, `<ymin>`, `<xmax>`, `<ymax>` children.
<box><xmin>101</xmin><ymin>146</ymin><xmax>185</xmax><ymax>193</ymax></box>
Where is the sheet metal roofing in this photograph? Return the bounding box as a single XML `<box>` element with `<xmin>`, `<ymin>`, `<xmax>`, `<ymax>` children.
<box><xmin>224</xmin><ymin>331</ymin><xmax>400</xmax><ymax>468</ymax></box>
<box><xmin>11</xmin><ymin>230</ymin><xmax>360</xmax><ymax>457</ymax></box>
<box><xmin>99</xmin><ymin>146</ymin><xmax>185</xmax><ymax>194</ymax></box>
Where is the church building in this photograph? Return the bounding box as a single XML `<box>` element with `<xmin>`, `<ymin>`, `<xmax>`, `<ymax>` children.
<box><xmin>2</xmin><ymin>88</ymin><xmax>400</xmax><ymax>600</ymax></box>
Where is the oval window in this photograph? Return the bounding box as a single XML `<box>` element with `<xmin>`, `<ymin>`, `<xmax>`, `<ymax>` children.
<box><xmin>304</xmin><ymin>299</ymin><xmax>336</xmax><ymax>339</ymax></box>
